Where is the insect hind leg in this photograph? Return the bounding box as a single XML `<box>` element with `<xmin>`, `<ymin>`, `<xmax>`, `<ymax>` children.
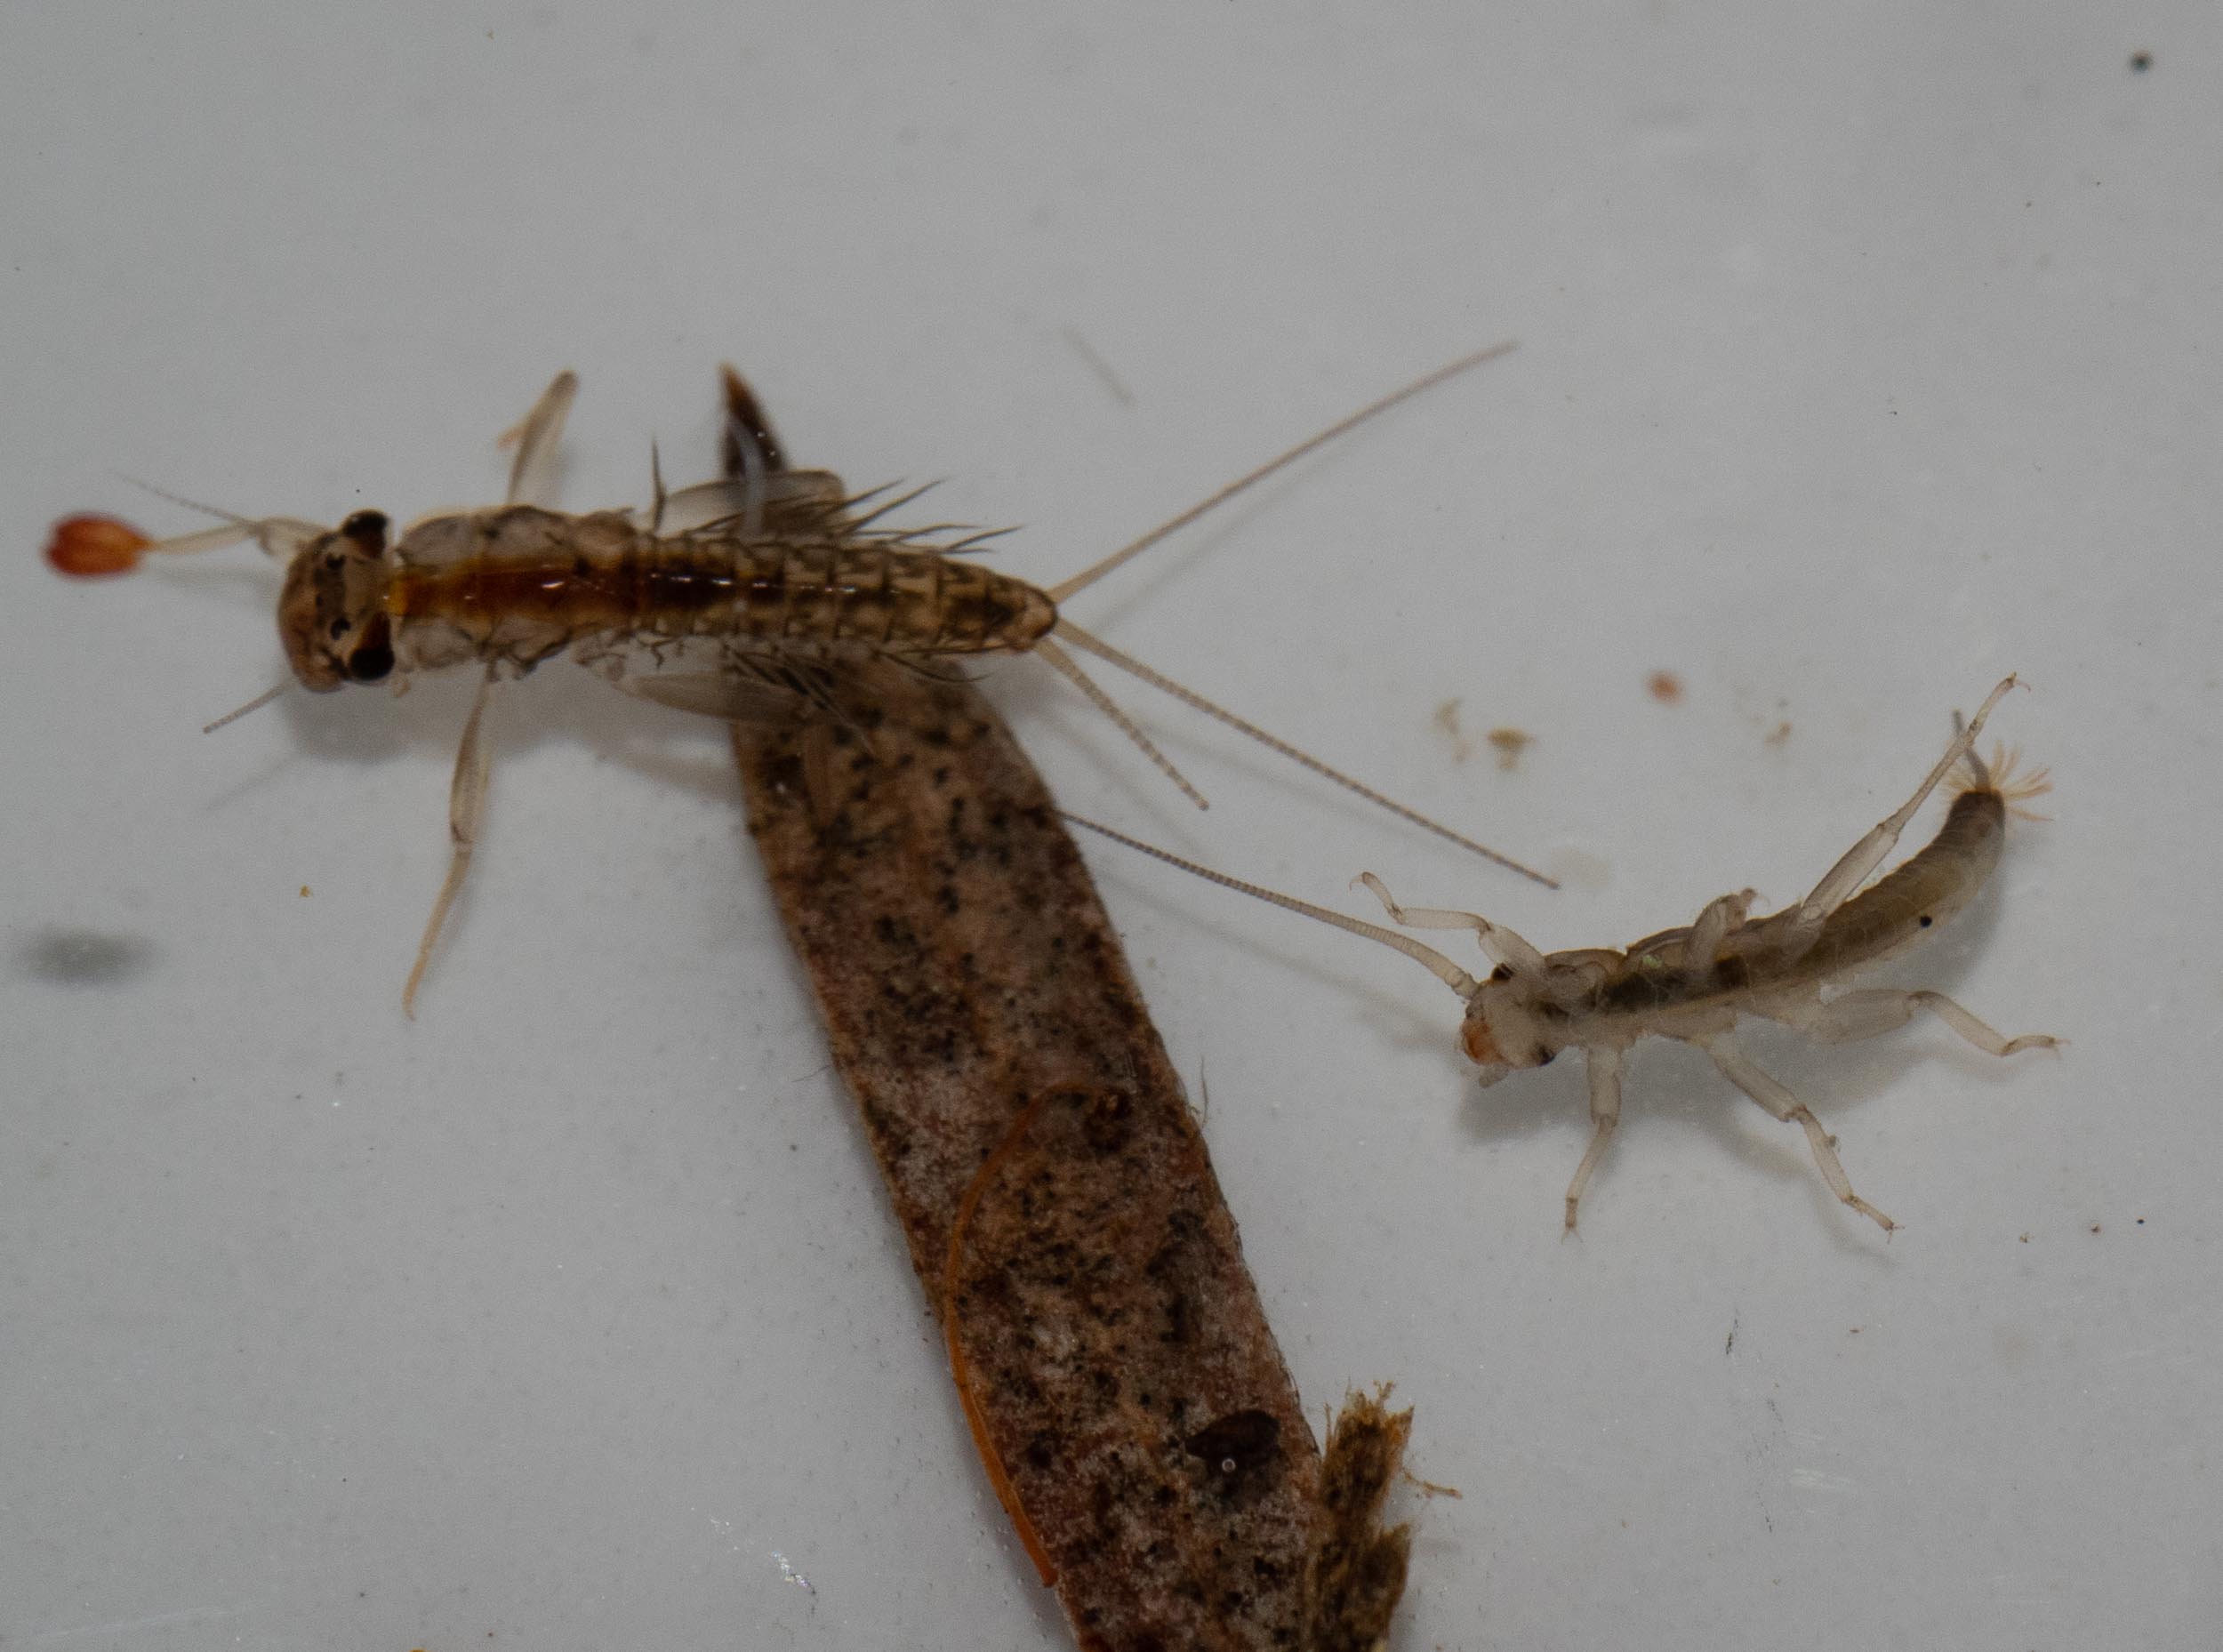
<box><xmin>1770</xmin><ymin>989</ymin><xmax>2059</xmax><ymax>1057</ymax></box>
<box><xmin>1697</xmin><ymin>1032</ymin><xmax>1897</xmax><ymax>1232</ymax></box>
<box><xmin>1776</xmin><ymin>677</ymin><xmax>2018</xmax><ymax>959</ymax></box>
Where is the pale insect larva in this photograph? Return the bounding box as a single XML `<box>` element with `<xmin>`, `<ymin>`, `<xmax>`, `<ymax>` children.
<box><xmin>1072</xmin><ymin>678</ymin><xmax>2060</xmax><ymax>1234</ymax></box>
<box><xmin>47</xmin><ymin>347</ymin><xmax>1554</xmax><ymax>1014</ymax></box>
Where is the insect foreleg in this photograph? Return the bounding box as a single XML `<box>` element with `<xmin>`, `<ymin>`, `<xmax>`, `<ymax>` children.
<box><xmin>1562</xmin><ymin>1046</ymin><xmax>1625</xmax><ymax>1234</ymax></box>
<box><xmin>1352</xmin><ymin>872</ymin><xmax>1552</xmax><ymax>984</ymax></box>
<box><xmin>1697</xmin><ymin>1033</ymin><xmax>1896</xmax><ymax>1232</ymax></box>
<box><xmin>403</xmin><ymin>666</ymin><xmax>497</xmax><ymax>1018</ymax></box>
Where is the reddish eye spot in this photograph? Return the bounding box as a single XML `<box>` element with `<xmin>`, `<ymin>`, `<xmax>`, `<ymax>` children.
<box><xmin>46</xmin><ymin>514</ymin><xmax>152</xmax><ymax>578</ymax></box>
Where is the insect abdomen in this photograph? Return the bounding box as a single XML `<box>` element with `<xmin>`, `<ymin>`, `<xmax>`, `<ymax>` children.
<box><xmin>702</xmin><ymin>543</ymin><xmax>1055</xmax><ymax>654</ymax></box>
<box><xmin>1803</xmin><ymin>789</ymin><xmax>2006</xmax><ymax>976</ymax></box>
<box><xmin>389</xmin><ymin>511</ymin><xmax>1057</xmax><ymax>662</ymax></box>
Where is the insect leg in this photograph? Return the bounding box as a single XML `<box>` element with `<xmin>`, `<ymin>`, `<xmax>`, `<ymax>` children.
<box><xmin>1352</xmin><ymin>872</ymin><xmax>1553</xmax><ymax>983</ymax></box>
<box><xmin>1698</xmin><ymin>1033</ymin><xmax>1896</xmax><ymax>1231</ymax></box>
<box><xmin>1770</xmin><ymin>990</ymin><xmax>2059</xmax><ymax>1057</ymax></box>
<box><xmin>1681</xmin><ymin>888</ymin><xmax>1757</xmax><ymax>984</ymax></box>
<box><xmin>403</xmin><ymin>666</ymin><xmax>497</xmax><ymax>1019</ymax></box>
<box><xmin>498</xmin><ymin>371</ymin><xmax>580</xmax><ymax>507</ymax></box>
<box><xmin>599</xmin><ymin>668</ymin><xmax>809</xmax><ymax>724</ymax></box>
<box><xmin>1777</xmin><ymin>677</ymin><xmax>2018</xmax><ymax>956</ymax></box>
<box><xmin>1563</xmin><ymin>1047</ymin><xmax>1625</xmax><ymax>1234</ymax></box>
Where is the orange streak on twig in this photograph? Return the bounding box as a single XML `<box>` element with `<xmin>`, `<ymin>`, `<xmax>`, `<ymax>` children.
<box><xmin>943</xmin><ymin>1087</ymin><xmax>1061</xmax><ymax>1589</ymax></box>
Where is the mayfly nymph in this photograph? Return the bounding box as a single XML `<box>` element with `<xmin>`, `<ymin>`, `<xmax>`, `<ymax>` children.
<box><xmin>1073</xmin><ymin>678</ymin><xmax>2058</xmax><ymax>1233</ymax></box>
<box><xmin>47</xmin><ymin>349</ymin><xmax>1549</xmax><ymax>1012</ymax></box>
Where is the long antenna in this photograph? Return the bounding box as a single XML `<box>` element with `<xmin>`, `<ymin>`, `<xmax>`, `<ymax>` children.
<box><xmin>1063</xmin><ymin>812</ymin><xmax>1479</xmax><ymax>997</ymax></box>
<box><xmin>117</xmin><ymin>475</ymin><xmax>257</xmax><ymax>528</ymax></box>
<box><xmin>1046</xmin><ymin>341</ymin><xmax>1516</xmax><ymax>605</ymax></box>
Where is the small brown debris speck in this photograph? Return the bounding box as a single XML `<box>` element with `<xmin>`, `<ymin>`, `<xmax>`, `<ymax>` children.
<box><xmin>1764</xmin><ymin>720</ymin><xmax>1793</xmax><ymax>747</ymax></box>
<box><xmin>1647</xmin><ymin>670</ymin><xmax>1683</xmax><ymax>704</ymax></box>
<box><xmin>1486</xmin><ymin>726</ymin><xmax>1532</xmax><ymax>772</ymax></box>
<box><xmin>1400</xmin><ymin>1466</ymin><xmax>1461</xmax><ymax>1500</ymax></box>
<box><xmin>2130</xmin><ymin>50</ymin><xmax>2152</xmax><ymax>71</ymax></box>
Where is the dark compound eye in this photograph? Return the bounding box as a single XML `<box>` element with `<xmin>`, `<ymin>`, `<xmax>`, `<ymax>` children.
<box><xmin>346</xmin><ymin>639</ymin><xmax>395</xmax><ymax>682</ymax></box>
<box><xmin>345</xmin><ymin>613</ymin><xmax>394</xmax><ymax>682</ymax></box>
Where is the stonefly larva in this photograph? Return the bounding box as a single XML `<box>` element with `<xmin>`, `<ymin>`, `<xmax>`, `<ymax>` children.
<box><xmin>46</xmin><ymin>347</ymin><xmax>1551</xmax><ymax>1013</ymax></box>
<box><xmin>1073</xmin><ymin>678</ymin><xmax>2059</xmax><ymax>1232</ymax></box>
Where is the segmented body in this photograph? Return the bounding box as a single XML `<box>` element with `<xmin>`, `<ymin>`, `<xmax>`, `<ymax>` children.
<box><xmin>1066</xmin><ymin>682</ymin><xmax>2053</xmax><ymax>1234</ymax></box>
<box><xmin>381</xmin><ymin>505</ymin><xmax>1056</xmax><ymax>681</ymax></box>
<box><xmin>1553</xmin><ymin>788</ymin><xmax>2007</xmax><ymax>1043</ymax></box>
<box><xmin>49</xmin><ymin>350</ymin><xmax>1555</xmax><ymax>1016</ymax></box>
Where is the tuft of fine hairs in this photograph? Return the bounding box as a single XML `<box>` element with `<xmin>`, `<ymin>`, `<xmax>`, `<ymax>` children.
<box><xmin>1954</xmin><ymin>740</ymin><xmax>2053</xmax><ymax>822</ymax></box>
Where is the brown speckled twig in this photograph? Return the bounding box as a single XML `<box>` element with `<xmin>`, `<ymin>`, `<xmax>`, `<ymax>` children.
<box><xmin>733</xmin><ymin>670</ymin><xmax>1417</xmax><ymax>1651</ymax></box>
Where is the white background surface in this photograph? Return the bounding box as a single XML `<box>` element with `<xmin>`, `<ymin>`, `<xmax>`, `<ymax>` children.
<box><xmin>4</xmin><ymin>5</ymin><xmax>2216</xmax><ymax>1649</ymax></box>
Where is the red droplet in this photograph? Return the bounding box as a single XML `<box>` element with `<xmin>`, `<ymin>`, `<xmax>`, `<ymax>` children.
<box><xmin>46</xmin><ymin>513</ymin><xmax>153</xmax><ymax>578</ymax></box>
